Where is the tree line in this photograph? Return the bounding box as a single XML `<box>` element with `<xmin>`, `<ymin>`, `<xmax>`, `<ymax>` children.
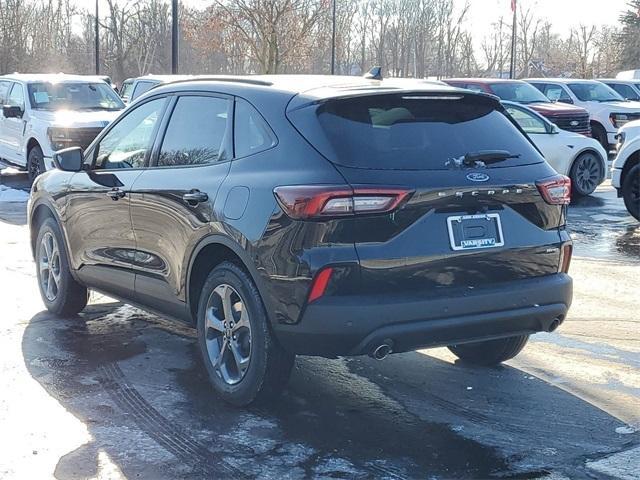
<box><xmin>0</xmin><ymin>0</ymin><xmax>638</xmax><ymax>84</ymax></box>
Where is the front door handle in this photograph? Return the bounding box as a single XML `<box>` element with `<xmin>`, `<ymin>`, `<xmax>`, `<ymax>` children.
<box><xmin>106</xmin><ymin>188</ymin><xmax>126</xmax><ymax>200</ymax></box>
<box><xmin>182</xmin><ymin>190</ymin><xmax>208</xmax><ymax>204</ymax></box>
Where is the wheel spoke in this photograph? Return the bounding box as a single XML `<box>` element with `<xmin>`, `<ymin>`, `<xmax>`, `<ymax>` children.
<box><xmin>233</xmin><ymin>305</ymin><xmax>249</xmax><ymax>331</ymax></box>
<box><xmin>205</xmin><ymin>307</ymin><xmax>225</xmax><ymax>333</ymax></box>
<box><xmin>46</xmin><ymin>271</ymin><xmax>54</xmax><ymax>299</ymax></box>
<box><xmin>229</xmin><ymin>339</ymin><xmax>249</xmax><ymax>371</ymax></box>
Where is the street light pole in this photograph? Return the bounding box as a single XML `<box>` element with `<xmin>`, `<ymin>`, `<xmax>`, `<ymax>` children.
<box><xmin>509</xmin><ymin>0</ymin><xmax>517</xmax><ymax>79</ymax></box>
<box><xmin>172</xmin><ymin>0</ymin><xmax>179</xmax><ymax>74</ymax></box>
<box><xmin>95</xmin><ymin>0</ymin><xmax>100</xmax><ymax>75</ymax></box>
<box><xmin>330</xmin><ymin>0</ymin><xmax>336</xmax><ymax>75</ymax></box>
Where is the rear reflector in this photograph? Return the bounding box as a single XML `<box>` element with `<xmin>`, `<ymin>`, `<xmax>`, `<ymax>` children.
<box><xmin>559</xmin><ymin>243</ymin><xmax>573</xmax><ymax>273</ymax></box>
<box><xmin>274</xmin><ymin>185</ymin><xmax>413</xmax><ymax>220</ymax></box>
<box><xmin>308</xmin><ymin>267</ymin><xmax>333</xmax><ymax>303</ymax></box>
<box><xmin>536</xmin><ymin>175</ymin><xmax>571</xmax><ymax>205</ymax></box>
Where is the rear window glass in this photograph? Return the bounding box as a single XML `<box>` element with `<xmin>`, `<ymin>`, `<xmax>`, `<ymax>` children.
<box><xmin>288</xmin><ymin>93</ymin><xmax>543</xmax><ymax>170</ymax></box>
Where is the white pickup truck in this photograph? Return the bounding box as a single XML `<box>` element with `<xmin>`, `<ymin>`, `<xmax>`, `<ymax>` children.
<box><xmin>612</xmin><ymin>119</ymin><xmax>640</xmax><ymax>220</ymax></box>
<box><xmin>525</xmin><ymin>78</ymin><xmax>640</xmax><ymax>153</ymax></box>
<box><xmin>0</xmin><ymin>74</ymin><xmax>124</xmax><ymax>181</ymax></box>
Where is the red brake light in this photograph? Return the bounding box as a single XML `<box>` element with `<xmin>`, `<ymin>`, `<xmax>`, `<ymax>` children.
<box><xmin>308</xmin><ymin>267</ymin><xmax>333</xmax><ymax>303</ymax></box>
<box><xmin>274</xmin><ymin>185</ymin><xmax>413</xmax><ymax>220</ymax></box>
<box><xmin>536</xmin><ymin>175</ymin><xmax>571</xmax><ymax>205</ymax></box>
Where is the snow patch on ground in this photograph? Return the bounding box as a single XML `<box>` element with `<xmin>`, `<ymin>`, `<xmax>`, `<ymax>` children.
<box><xmin>0</xmin><ymin>185</ymin><xmax>29</xmax><ymax>202</ymax></box>
<box><xmin>586</xmin><ymin>446</ymin><xmax>640</xmax><ymax>480</ymax></box>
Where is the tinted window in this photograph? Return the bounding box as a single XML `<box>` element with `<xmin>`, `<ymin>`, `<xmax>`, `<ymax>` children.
<box><xmin>568</xmin><ymin>82</ymin><xmax>622</xmax><ymax>102</ymax></box>
<box><xmin>489</xmin><ymin>82</ymin><xmax>550</xmax><ymax>103</ymax></box>
<box><xmin>506</xmin><ymin>106</ymin><xmax>548</xmax><ymax>134</ymax></box>
<box><xmin>0</xmin><ymin>81</ymin><xmax>11</xmax><ymax>104</ymax></box>
<box><xmin>234</xmin><ymin>98</ymin><xmax>276</xmax><ymax>158</ymax></box>
<box><xmin>609</xmin><ymin>84</ymin><xmax>640</xmax><ymax>101</ymax></box>
<box><xmin>8</xmin><ymin>83</ymin><xmax>24</xmax><ymax>108</ymax></box>
<box><xmin>543</xmin><ymin>85</ymin><xmax>573</xmax><ymax>103</ymax></box>
<box><xmin>132</xmin><ymin>81</ymin><xmax>156</xmax><ymax>100</ymax></box>
<box><xmin>28</xmin><ymin>82</ymin><xmax>123</xmax><ymax>111</ymax></box>
<box><xmin>288</xmin><ymin>93</ymin><xmax>543</xmax><ymax>170</ymax></box>
<box><xmin>95</xmin><ymin>98</ymin><xmax>165</xmax><ymax>169</ymax></box>
<box><xmin>157</xmin><ymin>96</ymin><xmax>230</xmax><ymax>167</ymax></box>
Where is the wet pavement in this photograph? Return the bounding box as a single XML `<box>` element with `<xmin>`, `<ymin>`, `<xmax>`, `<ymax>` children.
<box><xmin>0</xmin><ymin>169</ymin><xmax>638</xmax><ymax>479</ymax></box>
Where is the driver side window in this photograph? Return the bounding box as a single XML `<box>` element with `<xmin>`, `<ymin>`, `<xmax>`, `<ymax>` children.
<box><xmin>94</xmin><ymin>98</ymin><xmax>165</xmax><ymax>170</ymax></box>
<box><xmin>506</xmin><ymin>106</ymin><xmax>548</xmax><ymax>134</ymax></box>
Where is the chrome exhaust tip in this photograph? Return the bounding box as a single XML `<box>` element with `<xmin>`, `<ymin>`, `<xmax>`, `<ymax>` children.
<box><xmin>370</xmin><ymin>341</ymin><xmax>393</xmax><ymax>360</ymax></box>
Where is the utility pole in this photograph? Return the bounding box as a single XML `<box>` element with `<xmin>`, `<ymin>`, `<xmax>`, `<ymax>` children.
<box><xmin>95</xmin><ymin>0</ymin><xmax>100</xmax><ymax>75</ymax></box>
<box><xmin>330</xmin><ymin>0</ymin><xmax>336</xmax><ymax>74</ymax></box>
<box><xmin>172</xmin><ymin>0</ymin><xmax>179</xmax><ymax>74</ymax></box>
<box><xmin>509</xmin><ymin>0</ymin><xmax>517</xmax><ymax>79</ymax></box>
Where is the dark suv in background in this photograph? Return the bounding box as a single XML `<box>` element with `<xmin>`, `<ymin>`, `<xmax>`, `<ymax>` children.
<box><xmin>444</xmin><ymin>78</ymin><xmax>592</xmax><ymax>137</ymax></box>
<box><xmin>28</xmin><ymin>76</ymin><xmax>573</xmax><ymax>406</ymax></box>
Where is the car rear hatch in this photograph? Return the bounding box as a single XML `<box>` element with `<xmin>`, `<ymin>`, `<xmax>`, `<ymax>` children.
<box><xmin>287</xmin><ymin>90</ymin><xmax>569</xmax><ymax>296</ymax></box>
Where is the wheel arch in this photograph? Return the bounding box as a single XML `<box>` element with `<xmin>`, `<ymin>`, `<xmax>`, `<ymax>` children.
<box><xmin>568</xmin><ymin>147</ymin><xmax>607</xmax><ymax>177</ymax></box>
<box><xmin>186</xmin><ymin>235</ymin><xmax>271</xmax><ymax>325</ymax></box>
<box><xmin>26</xmin><ymin>137</ymin><xmax>42</xmax><ymax>156</ymax></box>
<box><xmin>620</xmin><ymin>150</ymin><xmax>640</xmax><ymax>187</ymax></box>
<box><xmin>29</xmin><ymin>201</ymin><xmax>58</xmax><ymax>258</ymax></box>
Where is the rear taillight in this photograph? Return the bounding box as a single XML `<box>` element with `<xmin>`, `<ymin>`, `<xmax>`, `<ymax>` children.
<box><xmin>308</xmin><ymin>267</ymin><xmax>333</xmax><ymax>303</ymax></box>
<box><xmin>536</xmin><ymin>175</ymin><xmax>571</xmax><ymax>205</ymax></box>
<box><xmin>559</xmin><ymin>242</ymin><xmax>573</xmax><ymax>273</ymax></box>
<box><xmin>273</xmin><ymin>185</ymin><xmax>413</xmax><ymax>220</ymax></box>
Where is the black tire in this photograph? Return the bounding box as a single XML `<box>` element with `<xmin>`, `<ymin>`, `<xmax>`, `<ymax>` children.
<box><xmin>622</xmin><ymin>163</ymin><xmax>640</xmax><ymax>221</ymax></box>
<box><xmin>27</xmin><ymin>145</ymin><xmax>45</xmax><ymax>183</ymax></box>
<box><xmin>570</xmin><ymin>151</ymin><xmax>604</xmax><ymax>197</ymax></box>
<box><xmin>448</xmin><ymin>335</ymin><xmax>529</xmax><ymax>366</ymax></box>
<box><xmin>35</xmin><ymin>217</ymin><xmax>88</xmax><ymax>316</ymax></box>
<box><xmin>196</xmin><ymin>261</ymin><xmax>294</xmax><ymax>406</ymax></box>
<box><xmin>591</xmin><ymin>123</ymin><xmax>609</xmax><ymax>152</ymax></box>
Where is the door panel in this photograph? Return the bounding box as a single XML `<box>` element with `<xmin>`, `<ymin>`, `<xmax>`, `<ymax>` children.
<box><xmin>130</xmin><ymin>94</ymin><xmax>233</xmax><ymax>319</ymax></box>
<box><xmin>66</xmin><ymin>97</ymin><xmax>168</xmax><ymax>299</ymax></box>
<box><xmin>4</xmin><ymin>83</ymin><xmax>26</xmax><ymax>163</ymax></box>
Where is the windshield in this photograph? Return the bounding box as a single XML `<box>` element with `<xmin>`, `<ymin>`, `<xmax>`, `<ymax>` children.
<box><xmin>489</xmin><ymin>82</ymin><xmax>550</xmax><ymax>104</ymax></box>
<box><xmin>288</xmin><ymin>93</ymin><xmax>543</xmax><ymax>170</ymax></box>
<box><xmin>568</xmin><ymin>82</ymin><xmax>624</xmax><ymax>102</ymax></box>
<box><xmin>28</xmin><ymin>82</ymin><xmax>125</xmax><ymax>111</ymax></box>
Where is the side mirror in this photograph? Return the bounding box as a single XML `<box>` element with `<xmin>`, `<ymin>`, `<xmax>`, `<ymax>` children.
<box><xmin>550</xmin><ymin>124</ymin><xmax>560</xmax><ymax>134</ymax></box>
<box><xmin>53</xmin><ymin>147</ymin><xmax>84</xmax><ymax>172</ymax></box>
<box><xmin>2</xmin><ymin>105</ymin><xmax>23</xmax><ymax>118</ymax></box>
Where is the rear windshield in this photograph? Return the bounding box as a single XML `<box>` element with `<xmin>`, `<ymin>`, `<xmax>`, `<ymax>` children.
<box><xmin>288</xmin><ymin>93</ymin><xmax>543</xmax><ymax>170</ymax></box>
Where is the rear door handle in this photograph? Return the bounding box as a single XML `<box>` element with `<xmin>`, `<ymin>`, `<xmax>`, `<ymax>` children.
<box><xmin>106</xmin><ymin>188</ymin><xmax>126</xmax><ymax>200</ymax></box>
<box><xmin>182</xmin><ymin>190</ymin><xmax>208</xmax><ymax>204</ymax></box>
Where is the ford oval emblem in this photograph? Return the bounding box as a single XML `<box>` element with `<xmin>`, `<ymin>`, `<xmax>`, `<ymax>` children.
<box><xmin>570</xmin><ymin>120</ymin><xmax>579</xmax><ymax>126</ymax></box>
<box><xmin>466</xmin><ymin>172</ymin><xmax>490</xmax><ymax>182</ymax></box>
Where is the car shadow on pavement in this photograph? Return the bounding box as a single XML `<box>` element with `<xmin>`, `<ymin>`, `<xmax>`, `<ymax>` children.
<box><xmin>22</xmin><ymin>302</ymin><xmax>640</xmax><ymax>479</ymax></box>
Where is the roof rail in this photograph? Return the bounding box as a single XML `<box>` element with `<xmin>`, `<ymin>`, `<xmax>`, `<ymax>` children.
<box><xmin>162</xmin><ymin>76</ymin><xmax>273</xmax><ymax>87</ymax></box>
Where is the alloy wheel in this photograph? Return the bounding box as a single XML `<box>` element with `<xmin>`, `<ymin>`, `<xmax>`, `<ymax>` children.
<box><xmin>204</xmin><ymin>284</ymin><xmax>252</xmax><ymax>385</ymax></box>
<box><xmin>573</xmin><ymin>153</ymin><xmax>601</xmax><ymax>195</ymax></box>
<box><xmin>39</xmin><ymin>232</ymin><xmax>61</xmax><ymax>302</ymax></box>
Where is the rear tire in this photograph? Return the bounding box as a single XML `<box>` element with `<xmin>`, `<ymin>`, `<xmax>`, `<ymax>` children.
<box><xmin>196</xmin><ymin>262</ymin><xmax>294</xmax><ymax>406</ymax></box>
<box><xmin>622</xmin><ymin>163</ymin><xmax>640</xmax><ymax>221</ymax></box>
<box><xmin>448</xmin><ymin>335</ymin><xmax>529</xmax><ymax>366</ymax></box>
<box><xmin>27</xmin><ymin>145</ymin><xmax>45</xmax><ymax>183</ymax></box>
<box><xmin>35</xmin><ymin>217</ymin><xmax>88</xmax><ymax>315</ymax></box>
<box><xmin>570</xmin><ymin>151</ymin><xmax>603</xmax><ymax>197</ymax></box>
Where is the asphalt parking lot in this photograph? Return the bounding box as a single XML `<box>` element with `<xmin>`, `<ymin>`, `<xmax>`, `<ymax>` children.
<box><xmin>0</xmin><ymin>167</ymin><xmax>638</xmax><ymax>479</ymax></box>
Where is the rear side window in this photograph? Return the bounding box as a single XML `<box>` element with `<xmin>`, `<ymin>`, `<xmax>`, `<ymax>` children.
<box><xmin>288</xmin><ymin>93</ymin><xmax>543</xmax><ymax>170</ymax></box>
<box><xmin>0</xmin><ymin>81</ymin><xmax>11</xmax><ymax>104</ymax></box>
<box><xmin>234</xmin><ymin>98</ymin><xmax>276</xmax><ymax>158</ymax></box>
<box><xmin>157</xmin><ymin>95</ymin><xmax>230</xmax><ymax>167</ymax></box>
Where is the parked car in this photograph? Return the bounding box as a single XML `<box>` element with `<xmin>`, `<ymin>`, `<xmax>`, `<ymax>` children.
<box><xmin>503</xmin><ymin>101</ymin><xmax>607</xmax><ymax>196</ymax></box>
<box><xmin>611</xmin><ymin>119</ymin><xmax>640</xmax><ymax>220</ymax></box>
<box><xmin>28</xmin><ymin>76</ymin><xmax>573</xmax><ymax>406</ymax></box>
<box><xmin>598</xmin><ymin>79</ymin><xmax>640</xmax><ymax>101</ymax></box>
<box><xmin>119</xmin><ymin>75</ymin><xmax>193</xmax><ymax>104</ymax></box>
<box><xmin>525</xmin><ymin>78</ymin><xmax>640</xmax><ymax>152</ymax></box>
<box><xmin>444</xmin><ymin>78</ymin><xmax>591</xmax><ymax>136</ymax></box>
<box><xmin>0</xmin><ymin>74</ymin><xmax>125</xmax><ymax>181</ymax></box>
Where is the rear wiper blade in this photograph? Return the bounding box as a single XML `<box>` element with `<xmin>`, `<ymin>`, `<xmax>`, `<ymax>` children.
<box><xmin>462</xmin><ymin>150</ymin><xmax>521</xmax><ymax>166</ymax></box>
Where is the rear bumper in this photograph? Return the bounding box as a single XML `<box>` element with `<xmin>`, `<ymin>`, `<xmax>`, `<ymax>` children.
<box><xmin>275</xmin><ymin>274</ymin><xmax>572</xmax><ymax>357</ymax></box>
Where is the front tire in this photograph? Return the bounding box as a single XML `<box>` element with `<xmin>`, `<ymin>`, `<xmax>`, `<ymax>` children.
<box><xmin>27</xmin><ymin>145</ymin><xmax>45</xmax><ymax>182</ymax></box>
<box><xmin>35</xmin><ymin>217</ymin><xmax>88</xmax><ymax>315</ymax></box>
<box><xmin>570</xmin><ymin>151</ymin><xmax>604</xmax><ymax>197</ymax></box>
<box><xmin>622</xmin><ymin>164</ymin><xmax>640</xmax><ymax>221</ymax></box>
<box><xmin>591</xmin><ymin>123</ymin><xmax>608</xmax><ymax>152</ymax></box>
<box><xmin>196</xmin><ymin>262</ymin><xmax>294</xmax><ymax>406</ymax></box>
<box><xmin>448</xmin><ymin>335</ymin><xmax>529</xmax><ymax>366</ymax></box>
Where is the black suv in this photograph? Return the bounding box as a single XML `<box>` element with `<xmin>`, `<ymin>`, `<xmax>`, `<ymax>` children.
<box><xmin>28</xmin><ymin>76</ymin><xmax>573</xmax><ymax>406</ymax></box>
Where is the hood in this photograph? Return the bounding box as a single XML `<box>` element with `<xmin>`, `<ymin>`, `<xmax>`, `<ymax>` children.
<box><xmin>528</xmin><ymin>102</ymin><xmax>587</xmax><ymax>115</ymax></box>
<box><xmin>593</xmin><ymin>100</ymin><xmax>640</xmax><ymax>111</ymax></box>
<box><xmin>32</xmin><ymin>109</ymin><xmax>122</xmax><ymax>128</ymax></box>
